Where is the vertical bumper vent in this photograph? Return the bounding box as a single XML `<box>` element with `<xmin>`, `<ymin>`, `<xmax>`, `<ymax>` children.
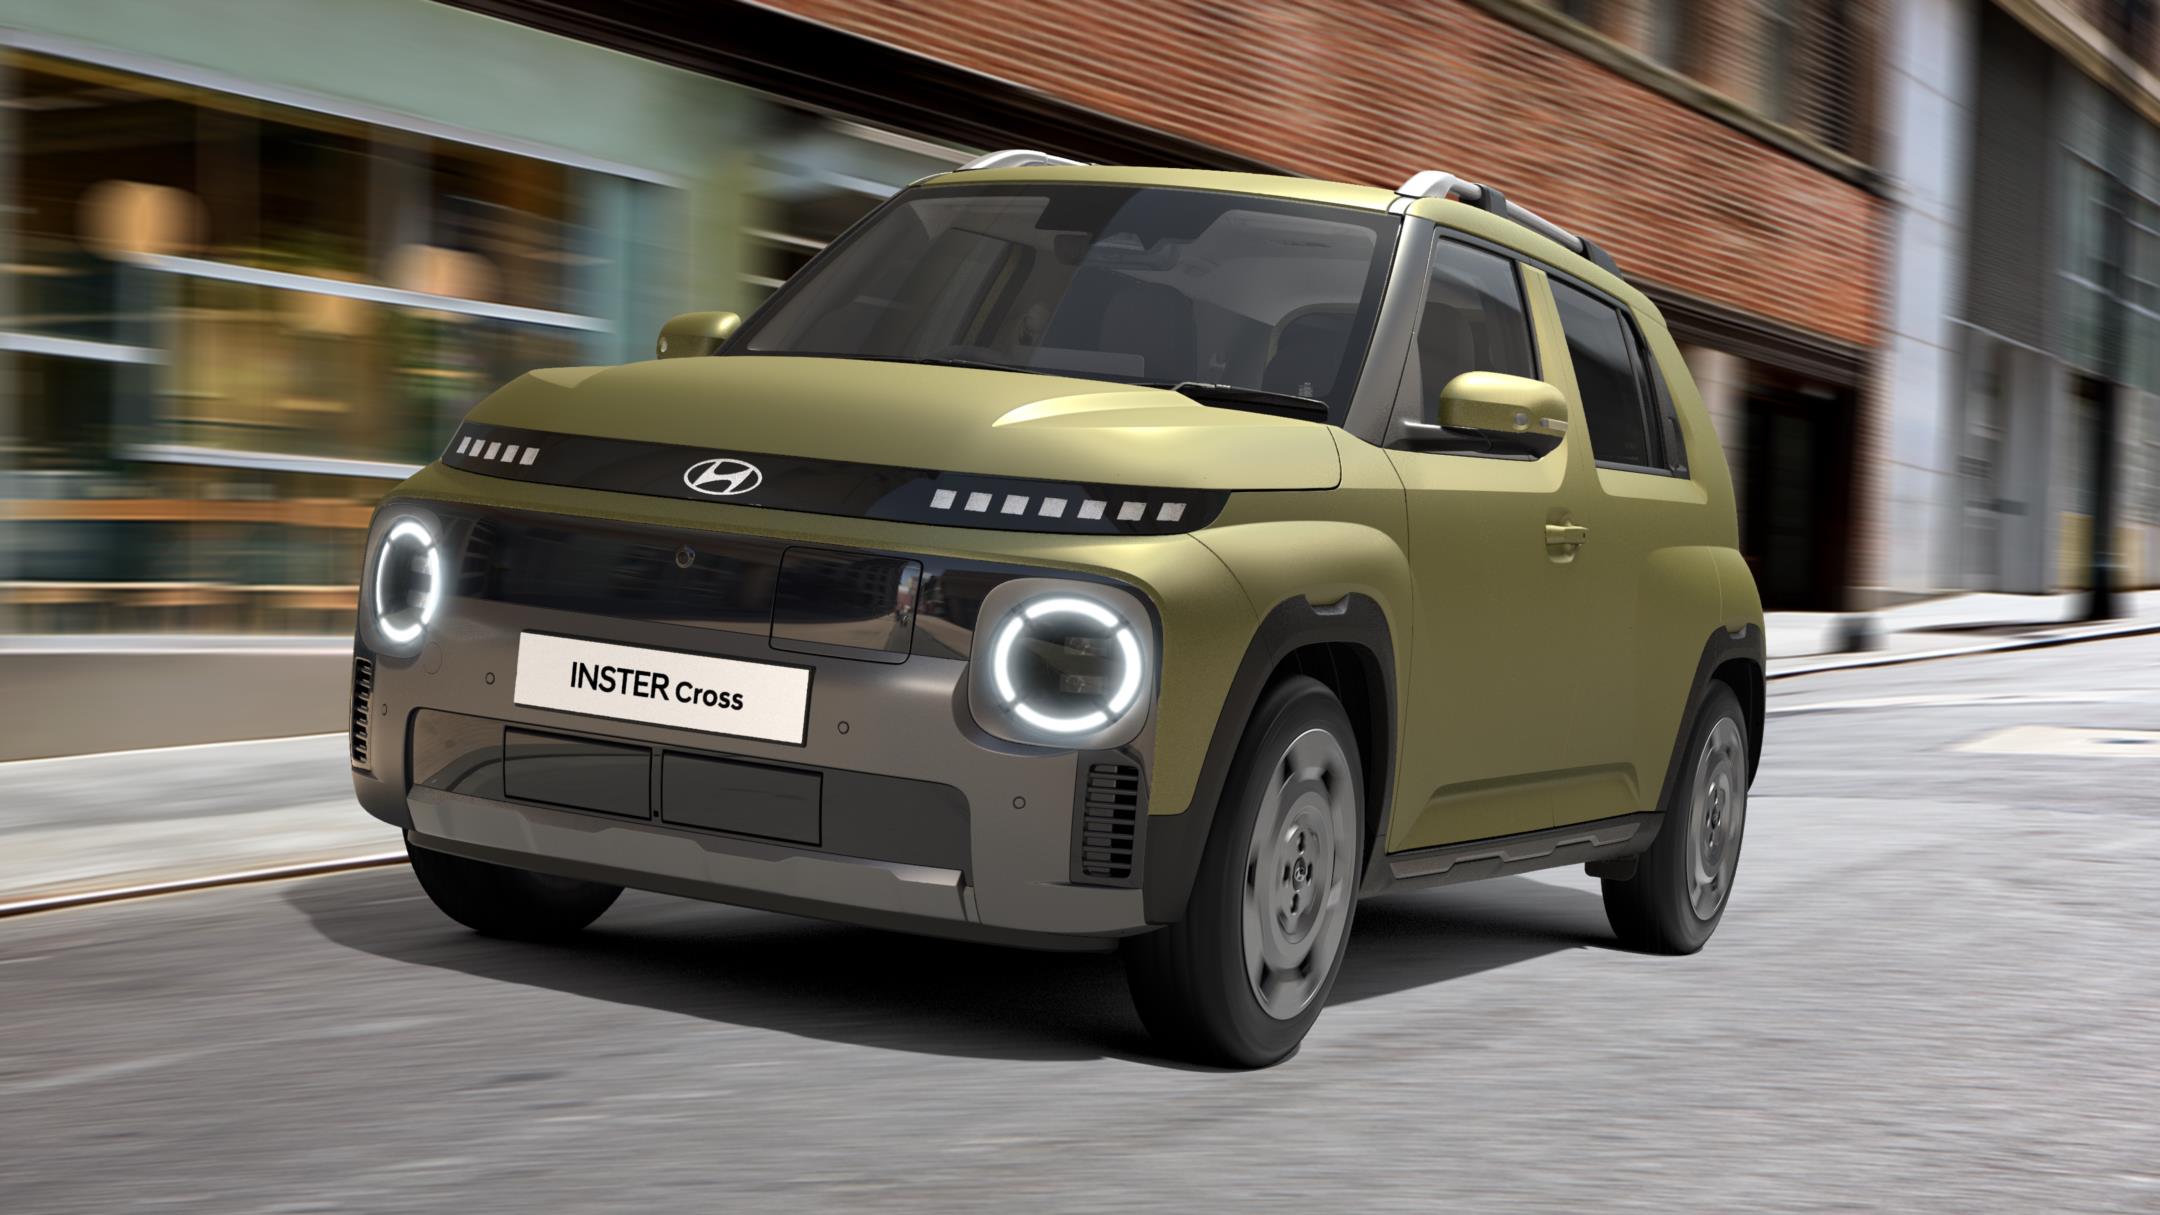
<box><xmin>1072</xmin><ymin>760</ymin><xmax>1145</xmax><ymax>886</ymax></box>
<box><xmin>350</xmin><ymin>656</ymin><xmax>374</xmax><ymax>770</ymax></box>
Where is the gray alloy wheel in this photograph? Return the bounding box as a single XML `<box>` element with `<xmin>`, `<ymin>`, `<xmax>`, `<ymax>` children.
<box><xmin>1601</xmin><ymin>681</ymin><xmax>1750</xmax><ymax>955</ymax></box>
<box><xmin>1241</xmin><ymin>727</ymin><xmax>1360</xmax><ymax>1021</ymax></box>
<box><xmin>1121</xmin><ymin>675</ymin><xmax>1364</xmax><ymax>1068</ymax></box>
<box><xmin>1684</xmin><ymin>716</ymin><xmax>1748</xmax><ymax>922</ymax></box>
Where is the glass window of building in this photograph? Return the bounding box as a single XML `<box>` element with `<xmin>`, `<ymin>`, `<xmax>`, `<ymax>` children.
<box><xmin>1645</xmin><ymin>0</ymin><xmax>1692</xmax><ymax>71</ymax></box>
<box><xmin>1</xmin><ymin>48</ymin><xmax>663</xmax><ymax>634</ymax></box>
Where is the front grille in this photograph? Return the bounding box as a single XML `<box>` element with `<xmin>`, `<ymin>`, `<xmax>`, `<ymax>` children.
<box><xmin>1073</xmin><ymin>760</ymin><xmax>1145</xmax><ymax>885</ymax></box>
<box><xmin>401</xmin><ymin>500</ymin><xmax>1042</xmax><ymax>660</ymax></box>
<box><xmin>350</xmin><ymin>657</ymin><xmax>374</xmax><ymax>769</ymax></box>
<box><xmin>456</xmin><ymin>518</ymin><xmax>498</xmax><ymax>599</ymax></box>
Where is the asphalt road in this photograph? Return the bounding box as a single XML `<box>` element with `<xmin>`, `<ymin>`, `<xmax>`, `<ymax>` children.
<box><xmin>4</xmin><ymin>637</ymin><xmax>2159</xmax><ymax>1212</ymax></box>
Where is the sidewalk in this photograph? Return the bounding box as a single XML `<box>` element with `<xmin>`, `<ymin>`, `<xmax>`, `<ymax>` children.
<box><xmin>0</xmin><ymin>734</ymin><xmax>401</xmax><ymax>912</ymax></box>
<box><xmin>6</xmin><ymin>592</ymin><xmax>2160</xmax><ymax>910</ymax></box>
<box><xmin>1766</xmin><ymin>589</ymin><xmax>2160</xmax><ymax>673</ymax></box>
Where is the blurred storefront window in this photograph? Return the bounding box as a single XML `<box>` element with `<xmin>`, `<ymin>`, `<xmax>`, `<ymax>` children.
<box><xmin>743</xmin><ymin>111</ymin><xmax>960</xmax><ymax>304</ymax></box>
<box><xmin>0</xmin><ymin>35</ymin><xmax>972</xmax><ymax>637</ymax></box>
<box><xmin>2060</xmin><ymin>85</ymin><xmax>2160</xmax><ymax>398</ymax></box>
<box><xmin>0</xmin><ymin>47</ymin><xmax>649</xmax><ymax>634</ymax></box>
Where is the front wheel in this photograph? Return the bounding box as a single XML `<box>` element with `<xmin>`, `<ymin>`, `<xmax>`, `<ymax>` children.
<box><xmin>1122</xmin><ymin>676</ymin><xmax>1364</xmax><ymax>1068</ymax></box>
<box><xmin>407</xmin><ymin>837</ymin><xmax>622</xmax><ymax>942</ymax></box>
<box><xmin>1601</xmin><ymin>682</ymin><xmax>1749</xmax><ymax>954</ymax></box>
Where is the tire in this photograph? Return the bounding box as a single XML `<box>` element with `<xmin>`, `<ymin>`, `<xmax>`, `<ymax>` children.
<box><xmin>1122</xmin><ymin>675</ymin><xmax>1364</xmax><ymax>1068</ymax></box>
<box><xmin>407</xmin><ymin>837</ymin><xmax>622</xmax><ymax>942</ymax></box>
<box><xmin>1602</xmin><ymin>682</ymin><xmax>1749</xmax><ymax>955</ymax></box>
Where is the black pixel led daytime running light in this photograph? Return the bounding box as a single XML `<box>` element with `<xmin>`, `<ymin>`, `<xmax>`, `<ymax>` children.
<box><xmin>441</xmin><ymin>423</ymin><xmax>1229</xmax><ymax>536</ymax></box>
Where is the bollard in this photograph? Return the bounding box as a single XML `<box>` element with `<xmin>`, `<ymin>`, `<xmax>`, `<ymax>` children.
<box><xmin>1835</xmin><ymin>612</ymin><xmax>1884</xmax><ymax>653</ymax></box>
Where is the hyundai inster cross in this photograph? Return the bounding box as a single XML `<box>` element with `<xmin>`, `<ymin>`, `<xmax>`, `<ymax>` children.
<box><xmin>351</xmin><ymin>152</ymin><xmax>1765</xmax><ymax>1067</ymax></box>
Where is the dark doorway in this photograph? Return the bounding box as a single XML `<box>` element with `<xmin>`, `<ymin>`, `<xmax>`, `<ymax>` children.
<box><xmin>1743</xmin><ymin>378</ymin><xmax>1856</xmax><ymax>611</ymax></box>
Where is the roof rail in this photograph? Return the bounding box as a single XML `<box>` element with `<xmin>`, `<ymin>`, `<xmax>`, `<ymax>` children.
<box><xmin>958</xmin><ymin>149</ymin><xmax>1089</xmax><ymax>171</ymax></box>
<box><xmin>1397</xmin><ymin>170</ymin><xmax>1621</xmax><ymax>276</ymax></box>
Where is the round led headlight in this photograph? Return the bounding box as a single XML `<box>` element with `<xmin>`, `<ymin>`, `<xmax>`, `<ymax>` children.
<box><xmin>369</xmin><ymin>515</ymin><xmax>441</xmax><ymax>652</ymax></box>
<box><xmin>971</xmin><ymin>586</ymin><xmax>1153</xmax><ymax>748</ymax></box>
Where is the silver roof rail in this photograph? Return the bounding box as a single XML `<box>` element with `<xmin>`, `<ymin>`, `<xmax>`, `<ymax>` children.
<box><xmin>1396</xmin><ymin>170</ymin><xmax>1620</xmax><ymax>275</ymax></box>
<box><xmin>959</xmin><ymin>149</ymin><xmax>1089</xmax><ymax>171</ymax></box>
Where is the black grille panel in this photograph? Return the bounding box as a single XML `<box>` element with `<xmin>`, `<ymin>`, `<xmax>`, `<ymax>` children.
<box><xmin>350</xmin><ymin>657</ymin><xmax>374</xmax><ymax>769</ymax></box>
<box><xmin>408</xmin><ymin>501</ymin><xmax>1034</xmax><ymax>660</ymax></box>
<box><xmin>1073</xmin><ymin>760</ymin><xmax>1144</xmax><ymax>886</ymax></box>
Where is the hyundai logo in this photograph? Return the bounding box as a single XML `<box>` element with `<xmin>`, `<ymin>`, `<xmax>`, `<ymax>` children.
<box><xmin>683</xmin><ymin>457</ymin><xmax>763</xmax><ymax>497</ymax></box>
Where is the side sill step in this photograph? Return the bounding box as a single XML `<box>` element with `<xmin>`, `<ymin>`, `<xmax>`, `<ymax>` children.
<box><xmin>1384</xmin><ymin>812</ymin><xmax>1661</xmax><ymax>888</ymax></box>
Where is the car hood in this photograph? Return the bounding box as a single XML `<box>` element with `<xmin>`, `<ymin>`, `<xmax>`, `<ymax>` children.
<box><xmin>461</xmin><ymin>356</ymin><xmax>1341</xmax><ymax>491</ymax></box>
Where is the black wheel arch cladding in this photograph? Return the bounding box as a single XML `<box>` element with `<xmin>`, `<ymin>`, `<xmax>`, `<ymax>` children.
<box><xmin>1141</xmin><ymin>593</ymin><xmax>1396</xmax><ymax>925</ymax></box>
<box><xmin>1660</xmin><ymin>625</ymin><xmax>1766</xmax><ymax>815</ymax></box>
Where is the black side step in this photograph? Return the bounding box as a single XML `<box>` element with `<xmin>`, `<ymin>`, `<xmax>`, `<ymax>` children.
<box><xmin>1383</xmin><ymin>812</ymin><xmax>1661</xmax><ymax>889</ymax></box>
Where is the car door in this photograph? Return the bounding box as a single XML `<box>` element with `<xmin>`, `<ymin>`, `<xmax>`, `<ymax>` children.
<box><xmin>1381</xmin><ymin>241</ymin><xmax>1624</xmax><ymax>852</ymax></box>
<box><xmin>1541</xmin><ymin>277</ymin><xmax>1721</xmax><ymax>824</ymax></box>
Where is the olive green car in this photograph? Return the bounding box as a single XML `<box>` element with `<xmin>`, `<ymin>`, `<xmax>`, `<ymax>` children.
<box><xmin>352</xmin><ymin>153</ymin><xmax>1764</xmax><ymax>1067</ymax></box>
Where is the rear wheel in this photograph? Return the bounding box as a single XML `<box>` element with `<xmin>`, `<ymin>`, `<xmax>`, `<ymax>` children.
<box><xmin>407</xmin><ymin>837</ymin><xmax>622</xmax><ymax>942</ymax></box>
<box><xmin>1602</xmin><ymin>682</ymin><xmax>1749</xmax><ymax>954</ymax></box>
<box><xmin>1122</xmin><ymin>676</ymin><xmax>1363</xmax><ymax>1068</ymax></box>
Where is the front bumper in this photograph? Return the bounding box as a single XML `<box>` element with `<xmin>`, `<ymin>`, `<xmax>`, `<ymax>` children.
<box><xmin>351</xmin><ymin>501</ymin><xmax>1159</xmax><ymax>946</ymax></box>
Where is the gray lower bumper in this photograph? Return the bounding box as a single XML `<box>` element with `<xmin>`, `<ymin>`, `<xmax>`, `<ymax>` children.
<box><xmin>404</xmin><ymin>787</ymin><xmax>1142</xmax><ymax>949</ymax></box>
<box><xmin>411</xmin><ymin>785</ymin><xmax>982</xmax><ymax>926</ymax></box>
<box><xmin>356</xmin><ymin>595</ymin><xmax>1153</xmax><ymax>943</ymax></box>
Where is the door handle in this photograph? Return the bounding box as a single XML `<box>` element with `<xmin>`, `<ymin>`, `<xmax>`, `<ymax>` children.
<box><xmin>1544</xmin><ymin>523</ymin><xmax>1590</xmax><ymax>547</ymax></box>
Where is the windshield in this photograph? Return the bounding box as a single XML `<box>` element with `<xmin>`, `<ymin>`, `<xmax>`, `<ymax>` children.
<box><xmin>732</xmin><ymin>183</ymin><xmax>1400</xmax><ymax>421</ymax></box>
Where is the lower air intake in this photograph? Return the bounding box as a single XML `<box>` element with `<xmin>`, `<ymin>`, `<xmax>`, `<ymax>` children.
<box><xmin>1072</xmin><ymin>760</ymin><xmax>1145</xmax><ymax>886</ymax></box>
<box><xmin>350</xmin><ymin>657</ymin><xmax>374</xmax><ymax>770</ymax></box>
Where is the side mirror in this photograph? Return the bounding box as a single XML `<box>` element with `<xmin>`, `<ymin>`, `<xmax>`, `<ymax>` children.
<box><xmin>657</xmin><ymin>311</ymin><xmax>741</xmax><ymax>359</ymax></box>
<box><xmin>1399</xmin><ymin>371</ymin><xmax>1569</xmax><ymax>456</ymax></box>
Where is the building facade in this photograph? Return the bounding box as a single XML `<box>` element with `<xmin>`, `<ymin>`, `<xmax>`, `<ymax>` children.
<box><xmin>1877</xmin><ymin>0</ymin><xmax>2160</xmax><ymax>601</ymax></box>
<box><xmin>2</xmin><ymin>0</ymin><xmax>1903</xmax><ymax>635</ymax></box>
<box><xmin>742</xmin><ymin>0</ymin><xmax>1893</xmax><ymax>611</ymax></box>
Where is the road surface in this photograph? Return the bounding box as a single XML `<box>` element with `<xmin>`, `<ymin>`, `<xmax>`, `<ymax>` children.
<box><xmin>4</xmin><ymin>636</ymin><xmax>2159</xmax><ymax>1212</ymax></box>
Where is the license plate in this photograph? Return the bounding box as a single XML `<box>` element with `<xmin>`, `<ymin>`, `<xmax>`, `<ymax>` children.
<box><xmin>513</xmin><ymin>633</ymin><xmax>812</xmax><ymax>745</ymax></box>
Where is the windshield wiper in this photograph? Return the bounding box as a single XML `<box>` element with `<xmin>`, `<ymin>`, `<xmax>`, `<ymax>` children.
<box><xmin>1148</xmin><ymin>381</ymin><xmax>1332</xmax><ymax>422</ymax></box>
<box><xmin>910</xmin><ymin>355</ymin><xmax>1044</xmax><ymax>375</ymax></box>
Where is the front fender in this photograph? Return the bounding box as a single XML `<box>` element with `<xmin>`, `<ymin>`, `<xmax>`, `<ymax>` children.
<box><xmin>1143</xmin><ymin>476</ymin><xmax>1413</xmax><ymax>922</ymax></box>
<box><xmin>1139</xmin><ymin>589</ymin><xmax>1400</xmax><ymax>924</ymax></box>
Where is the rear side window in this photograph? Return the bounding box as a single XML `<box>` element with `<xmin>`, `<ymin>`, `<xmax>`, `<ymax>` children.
<box><xmin>1640</xmin><ymin>341</ymin><xmax>1689</xmax><ymax>475</ymax></box>
<box><xmin>1550</xmin><ymin>280</ymin><xmax>1656</xmax><ymax>469</ymax></box>
<box><xmin>1405</xmin><ymin>241</ymin><xmax>1537</xmax><ymax>407</ymax></box>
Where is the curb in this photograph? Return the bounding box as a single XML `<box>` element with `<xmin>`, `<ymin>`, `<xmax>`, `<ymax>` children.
<box><xmin>0</xmin><ymin>852</ymin><xmax>407</xmax><ymax>920</ymax></box>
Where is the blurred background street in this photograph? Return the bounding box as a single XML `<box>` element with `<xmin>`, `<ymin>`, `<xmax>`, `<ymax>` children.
<box><xmin>3</xmin><ymin>0</ymin><xmax>2160</xmax><ymax>757</ymax></box>
<box><xmin>4</xmin><ymin>0</ymin><xmax>2160</xmax><ymax>1209</ymax></box>
<box><xmin>5</xmin><ymin>633</ymin><xmax>2160</xmax><ymax>1212</ymax></box>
